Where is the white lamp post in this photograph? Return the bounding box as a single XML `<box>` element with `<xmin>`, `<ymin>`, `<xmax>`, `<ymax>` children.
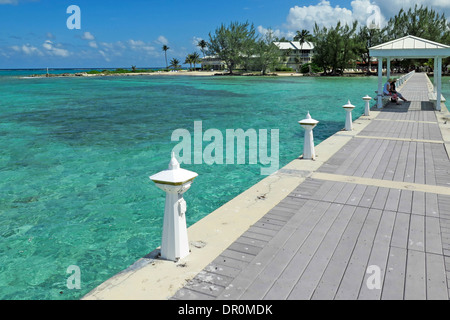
<box><xmin>149</xmin><ymin>153</ymin><xmax>198</xmax><ymax>261</ymax></box>
<box><xmin>362</xmin><ymin>95</ymin><xmax>372</xmax><ymax>116</ymax></box>
<box><xmin>343</xmin><ymin>100</ymin><xmax>355</xmax><ymax>131</ymax></box>
<box><xmin>299</xmin><ymin>112</ymin><xmax>319</xmax><ymax>160</ymax></box>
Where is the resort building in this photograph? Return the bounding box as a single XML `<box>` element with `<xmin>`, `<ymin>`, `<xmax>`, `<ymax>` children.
<box><xmin>201</xmin><ymin>55</ymin><xmax>226</xmax><ymax>71</ymax></box>
<box><xmin>274</xmin><ymin>41</ymin><xmax>315</xmax><ymax>71</ymax></box>
<box><xmin>201</xmin><ymin>41</ymin><xmax>315</xmax><ymax>72</ymax></box>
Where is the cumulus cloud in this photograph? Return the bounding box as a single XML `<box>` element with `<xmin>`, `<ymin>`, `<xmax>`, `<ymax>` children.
<box><xmin>282</xmin><ymin>0</ymin><xmax>448</xmax><ymax>33</ymax></box>
<box><xmin>127</xmin><ymin>39</ymin><xmax>158</xmax><ymax>55</ymax></box>
<box><xmin>375</xmin><ymin>0</ymin><xmax>450</xmax><ymax>18</ymax></box>
<box><xmin>0</xmin><ymin>0</ymin><xmax>19</xmax><ymax>4</ymax></box>
<box><xmin>11</xmin><ymin>44</ymin><xmax>43</xmax><ymax>56</ymax></box>
<box><xmin>286</xmin><ymin>0</ymin><xmax>357</xmax><ymax>31</ymax></box>
<box><xmin>257</xmin><ymin>26</ymin><xmax>295</xmax><ymax>39</ymax></box>
<box><xmin>42</xmin><ymin>40</ymin><xmax>70</xmax><ymax>57</ymax></box>
<box><xmin>81</xmin><ymin>31</ymin><xmax>95</xmax><ymax>41</ymax></box>
<box><xmin>156</xmin><ymin>35</ymin><xmax>169</xmax><ymax>45</ymax></box>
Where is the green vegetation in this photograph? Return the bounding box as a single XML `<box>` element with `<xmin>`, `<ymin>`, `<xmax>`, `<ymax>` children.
<box><xmin>312</xmin><ymin>4</ymin><xmax>450</xmax><ymax>75</ymax></box>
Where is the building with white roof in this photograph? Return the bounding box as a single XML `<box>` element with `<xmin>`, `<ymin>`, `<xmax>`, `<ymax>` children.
<box><xmin>274</xmin><ymin>41</ymin><xmax>315</xmax><ymax>71</ymax></box>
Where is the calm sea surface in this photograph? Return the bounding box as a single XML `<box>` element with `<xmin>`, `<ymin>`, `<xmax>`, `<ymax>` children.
<box><xmin>1</xmin><ymin>70</ymin><xmax>449</xmax><ymax>299</ymax></box>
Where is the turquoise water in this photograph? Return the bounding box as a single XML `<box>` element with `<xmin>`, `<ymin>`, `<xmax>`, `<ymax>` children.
<box><xmin>0</xmin><ymin>72</ymin><xmax>449</xmax><ymax>300</ymax></box>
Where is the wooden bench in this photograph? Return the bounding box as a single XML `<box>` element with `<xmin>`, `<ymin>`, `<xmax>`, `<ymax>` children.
<box><xmin>374</xmin><ymin>91</ymin><xmax>391</xmax><ymax>107</ymax></box>
<box><xmin>428</xmin><ymin>92</ymin><xmax>446</xmax><ymax>109</ymax></box>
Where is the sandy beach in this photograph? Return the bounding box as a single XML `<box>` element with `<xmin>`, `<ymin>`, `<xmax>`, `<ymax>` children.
<box><xmin>25</xmin><ymin>70</ymin><xmax>310</xmax><ymax>78</ymax></box>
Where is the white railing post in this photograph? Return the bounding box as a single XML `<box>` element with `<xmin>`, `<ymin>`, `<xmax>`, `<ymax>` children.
<box><xmin>149</xmin><ymin>153</ymin><xmax>198</xmax><ymax>261</ymax></box>
<box><xmin>343</xmin><ymin>100</ymin><xmax>356</xmax><ymax>131</ymax></box>
<box><xmin>299</xmin><ymin>112</ymin><xmax>319</xmax><ymax>160</ymax></box>
<box><xmin>363</xmin><ymin>95</ymin><xmax>372</xmax><ymax>116</ymax></box>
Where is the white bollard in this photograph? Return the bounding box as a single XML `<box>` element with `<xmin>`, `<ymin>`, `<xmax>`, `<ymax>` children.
<box><xmin>362</xmin><ymin>95</ymin><xmax>372</xmax><ymax>116</ymax></box>
<box><xmin>343</xmin><ymin>100</ymin><xmax>355</xmax><ymax>131</ymax></box>
<box><xmin>149</xmin><ymin>153</ymin><xmax>198</xmax><ymax>261</ymax></box>
<box><xmin>299</xmin><ymin>112</ymin><xmax>319</xmax><ymax>159</ymax></box>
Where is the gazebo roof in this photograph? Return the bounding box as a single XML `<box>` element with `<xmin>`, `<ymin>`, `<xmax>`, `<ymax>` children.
<box><xmin>369</xmin><ymin>35</ymin><xmax>450</xmax><ymax>58</ymax></box>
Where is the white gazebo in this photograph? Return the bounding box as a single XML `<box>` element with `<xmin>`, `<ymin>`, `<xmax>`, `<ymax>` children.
<box><xmin>369</xmin><ymin>35</ymin><xmax>450</xmax><ymax>110</ymax></box>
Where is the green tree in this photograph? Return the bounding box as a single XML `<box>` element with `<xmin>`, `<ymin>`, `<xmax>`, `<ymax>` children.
<box><xmin>169</xmin><ymin>58</ymin><xmax>181</xmax><ymax>70</ymax></box>
<box><xmin>197</xmin><ymin>40</ymin><xmax>208</xmax><ymax>58</ymax></box>
<box><xmin>184</xmin><ymin>54</ymin><xmax>193</xmax><ymax>70</ymax></box>
<box><xmin>294</xmin><ymin>29</ymin><xmax>314</xmax><ymax>50</ymax></box>
<box><xmin>162</xmin><ymin>45</ymin><xmax>170</xmax><ymax>70</ymax></box>
<box><xmin>385</xmin><ymin>5</ymin><xmax>449</xmax><ymax>43</ymax></box>
<box><xmin>254</xmin><ymin>29</ymin><xmax>280</xmax><ymax>75</ymax></box>
<box><xmin>191</xmin><ymin>52</ymin><xmax>201</xmax><ymax>70</ymax></box>
<box><xmin>355</xmin><ymin>25</ymin><xmax>386</xmax><ymax>74</ymax></box>
<box><xmin>207</xmin><ymin>21</ymin><xmax>257</xmax><ymax>74</ymax></box>
<box><xmin>312</xmin><ymin>21</ymin><xmax>358</xmax><ymax>75</ymax></box>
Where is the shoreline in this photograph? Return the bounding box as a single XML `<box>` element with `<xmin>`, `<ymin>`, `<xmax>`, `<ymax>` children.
<box><xmin>22</xmin><ymin>70</ymin><xmax>393</xmax><ymax>79</ymax></box>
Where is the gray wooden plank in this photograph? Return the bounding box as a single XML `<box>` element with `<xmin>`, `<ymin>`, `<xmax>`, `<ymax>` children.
<box><xmin>381</xmin><ymin>246</ymin><xmax>407</xmax><ymax>300</ymax></box>
<box><xmin>426</xmin><ymin>253</ymin><xmax>449</xmax><ymax>300</ymax></box>
<box><xmin>408</xmin><ymin>214</ymin><xmax>425</xmax><ymax>252</ymax></box>
<box><xmin>425</xmin><ymin>216</ymin><xmax>443</xmax><ymax>255</ymax></box>
<box><xmin>311</xmin><ymin>207</ymin><xmax>370</xmax><ymax>300</ymax></box>
<box><xmin>398</xmin><ymin>190</ymin><xmax>413</xmax><ymax>214</ymax></box>
<box><xmin>263</xmin><ymin>203</ymin><xmax>343</xmax><ymax>299</ymax></box>
<box><xmin>287</xmin><ymin>205</ymin><xmax>357</xmax><ymax>299</ymax></box>
<box><xmin>412</xmin><ymin>191</ymin><xmax>426</xmax><ymax>216</ymax></box>
<box><xmin>222</xmin><ymin>200</ymin><xmax>330</xmax><ymax>300</ymax></box>
<box><xmin>404</xmin><ymin>250</ymin><xmax>426</xmax><ymax>300</ymax></box>
<box><xmin>358</xmin><ymin>210</ymin><xmax>396</xmax><ymax>300</ymax></box>
<box><xmin>390</xmin><ymin>212</ymin><xmax>410</xmax><ymax>249</ymax></box>
<box><xmin>334</xmin><ymin>209</ymin><xmax>383</xmax><ymax>300</ymax></box>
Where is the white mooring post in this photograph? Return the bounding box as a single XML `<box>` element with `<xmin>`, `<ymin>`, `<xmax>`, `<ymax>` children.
<box><xmin>299</xmin><ymin>112</ymin><xmax>319</xmax><ymax>160</ymax></box>
<box><xmin>149</xmin><ymin>153</ymin><xmax>198</xmax><ymax>261</ymax></box>
<box><xmin>343</xmin><ymin>100</ymin><xmax>356</xmax><ymax>131</ymax></box>
<box><xmin>362</xmin><ymin>95</ymin><xmax>372</xmax><ymax>116</ymax></box>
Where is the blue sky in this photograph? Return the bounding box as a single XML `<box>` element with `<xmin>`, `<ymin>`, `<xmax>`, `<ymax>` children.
<box><xmin>0</xmin><ymin>0</ymin><xmax>449</xmax><ymax>68</ymax></box>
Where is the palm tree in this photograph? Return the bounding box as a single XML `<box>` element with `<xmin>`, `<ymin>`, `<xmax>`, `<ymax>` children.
<box><xmin>191</xmin><ymin>52</ymin><xmax>201</xmax><ymax>70</ymax></box>
<box><xmin>162</xmin><ymin>45</ymin><xmax>170</xmax><ymax>70</ymax></box>
<box><xmin>169</xmin><ymin>58</ymin><xmax>180</xmax><ymax>70</ymax></box>
<box><xmin>294</xmin><ymin>29</ymin><xmax>312</xmax><ymax>50</ymax></box>
<box><xmin>197</xmin><ymin>39</ymin><xmax>208</xmax><ymax>58</ymax></box>
<box><xmin>184</xmin><ymin>54</ymin><xmax>193</xmax><ymax>71</ymax></box>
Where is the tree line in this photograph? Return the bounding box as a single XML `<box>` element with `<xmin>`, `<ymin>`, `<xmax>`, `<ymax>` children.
<box><xmin>159</xmin><ymin>5</ymin><xmax>449</xmax><ymax>75</ymax></box>
<box><xmin>202</xmin><ymin>4</ymin><xmax>449</xmax><ymax>75</ymax></box>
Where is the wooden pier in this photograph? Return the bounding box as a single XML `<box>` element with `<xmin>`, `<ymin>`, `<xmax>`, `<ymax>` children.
<box><xmin>172</xmin><ymin>73</ymin><xmax>450</xmax><ymax>300</ymax></box>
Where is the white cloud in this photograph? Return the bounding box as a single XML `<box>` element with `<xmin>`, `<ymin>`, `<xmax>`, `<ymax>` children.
<box><xmin>11</xmin><ymin>44</ymin><xmax>43</xmax><ymax>56</ymax></box>
<box><xmin>156</xmin><ymin>35</ymin><xmax>169</xmax><ymax>45</ymax></box>
<box><xmin>257</xmin><ymin>26</ymin><xmax>294</xmax><ymax>39</ymax></box>
<box><xmin>286</xmin><ymin>0</ymin><xmax>355</xmax><ymax>31</ymax></box>
<box><xmin>81</xmin><ymin>31</ymin><xmax>95</xmax><ymax>41</ymax></box>
<box><xmin>42</xmin><ymin>40</ymin><xmax>70</xmax><ymax>57</ymax></box>
<box><xmin>0</xmin><ymin>0</ymin><xmax>18</xmax><ymax>4</ymax></box>
<box><xmin>192</xmin><ymin>36</ymin><xmax>203</xmax><ymax>46</ymax></box>
<box><xmin>127</xmin><ymin>39</ymin><xmax>157</xmax><ymax>55</ymax></box>
<box><xmin>374</xmin><ymin>0</ymin><xmax>450</xmax><ymax>19</ymax></box>
<box><xmin>89</xmin><ymin>41</ymin><xmax>98</xmax><ymax>48</ymax></box>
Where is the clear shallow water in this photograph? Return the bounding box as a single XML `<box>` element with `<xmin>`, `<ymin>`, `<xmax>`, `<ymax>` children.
<box><xmin>0</xmin><ymin>72</ymin><xmax>448</xmax><ymax>300</ymax></box>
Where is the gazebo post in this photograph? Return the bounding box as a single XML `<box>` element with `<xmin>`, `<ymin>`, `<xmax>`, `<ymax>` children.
<box><xmin>377</xmin><ymin>57</ymin><xmax>383</xmax><ymax>109</ymax></box>
<box><xmin>437</xmin><ymin>57</ymin><xmax>442</xmax><ymax>111</ymax></box>
<box><xmin>386</xmin><ymin>58</ymin><xmax>391</xmax><ymax>81</ymax></box>
<box><xmin>434</xmin><ymin>57</ymin><xmax>438</xmax><ymax>94</ymax></box>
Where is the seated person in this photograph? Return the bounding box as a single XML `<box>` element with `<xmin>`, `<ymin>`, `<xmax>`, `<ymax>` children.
<box><xmin>389</xmin><ymin>78</ymin><xmax>408</xmax><ymax>102</ymax></box>
<box><xmin>384</xmin><ymin>79</ymin><xmax>400</xmax><ymax>104</ymax></box>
